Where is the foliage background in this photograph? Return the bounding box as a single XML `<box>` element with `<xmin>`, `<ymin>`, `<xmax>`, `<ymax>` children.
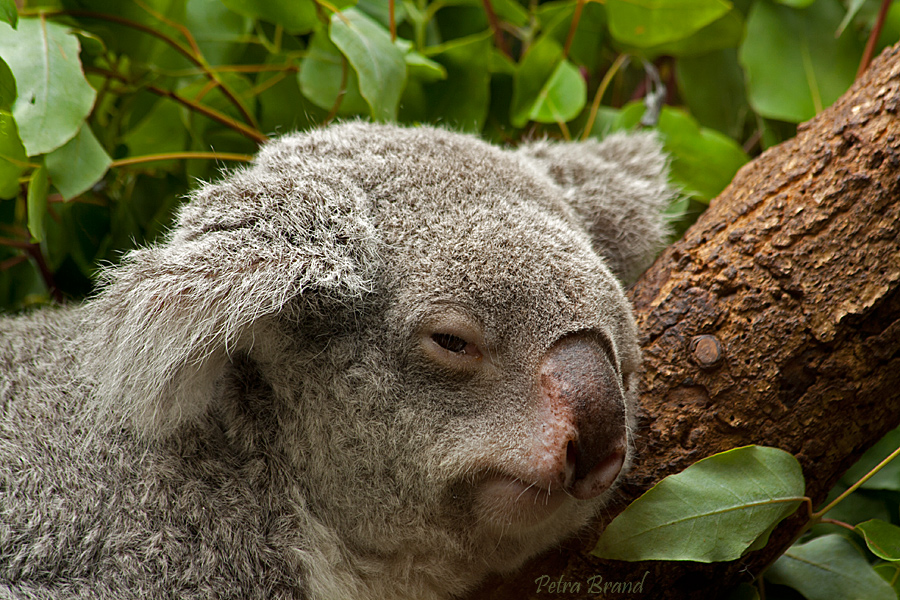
<box><xmin>0</xmin><ymin>0</ymin><xmax>898</xmax><ymax>598</ymax></box>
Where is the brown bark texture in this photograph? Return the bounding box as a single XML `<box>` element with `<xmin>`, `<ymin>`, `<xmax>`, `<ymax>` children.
<box><xmin>472</xmin><ymin>43</ymin><xmax>900</xmax><ymax>600</ymax></box>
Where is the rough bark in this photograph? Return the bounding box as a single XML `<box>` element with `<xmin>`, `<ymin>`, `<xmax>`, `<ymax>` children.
<box><xmin>471</xmin><ymin>43</ymin><xmax>900</xmax><ymax>600</ymax></box>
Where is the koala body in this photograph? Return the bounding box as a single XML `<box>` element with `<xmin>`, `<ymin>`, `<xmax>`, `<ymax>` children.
<box><xmin>0</xmin><ymin>123</ymin><xmax>669</xmax><ymax>599</ymax></box>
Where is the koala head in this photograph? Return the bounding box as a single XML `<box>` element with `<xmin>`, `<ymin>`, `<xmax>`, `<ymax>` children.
<box><xmin>83</xmin><ymin>122</ymin><xmax>670</xmax><ymax>596</ymax></box>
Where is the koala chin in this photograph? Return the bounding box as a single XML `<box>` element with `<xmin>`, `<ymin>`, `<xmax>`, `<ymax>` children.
<box><xmin>0</xmin><ymin>122</ymin><xmax>671</xmax><ymax>600</ymax></box>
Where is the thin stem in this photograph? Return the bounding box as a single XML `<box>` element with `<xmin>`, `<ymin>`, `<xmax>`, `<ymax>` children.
<box><xmin>88</xmin><ymin>67</ymin><xmax>268</xmax><ymax>144</ymax></box>
<box><xmin>857</xmin><ymin>0</ymin><xmax>892</xmax><ymax>78</ymax></box>
<box><xmin>813</xmin><ymin>444</ymin><xmax>900</xmax><ymax>519</ymax></box>
<box><xmin>29</xmin><ymin>8</ymin><xmax>257</xmax><ymax>128</ymax></box>
<box><xmin>482</xmin><ymin>0</ymin><xmax>511</xmax><ymax>59</ymax></box>
<box><xmin>389</xmin><ymin>0</ymin><xmax>396</xmax><ymax>42</ymax></box>
<box><xmin>562</xmin><ymin>0</ymin><xmax>585</xmax><ymax>59</ymax></box>
<box><xmin>325</xmin><ymin>57</ymin><xmax>349</xmax><ymax>125</ymax></box>
<box><xmin>111</xmin><ymin>152</ymin><xmax>254</xmax><ymax>168</ymax></box>
<box><xmin>819</xmin><ymin>518</ymin><xmax>856</xmax><ymax>531</ymax></box>
<box><xmin>557</xmin><ymin>119</ymin><xmax>571</xmax><ymax>141</ymax></box>
<box><xmin>581</xmin><ymin>53</ymin><xmax>629</xmax><ymax>140</ymax></box>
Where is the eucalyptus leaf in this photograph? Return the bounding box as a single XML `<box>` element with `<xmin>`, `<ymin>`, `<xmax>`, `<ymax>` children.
<box><xmin>0</xmin><ymin>19</ymin><xmax>96</xmax><ymax>156</ymax></box>
<box><xmin>0</xmin><ymin>58</ymin><xmax>14</xmax><ymax>111</ymax></box>
<box><xmin>405</xmin><ymin>51</ymin><xmax>447</xmax><ymax>82</ymax></box>
<box><xmin>511</xmin><ymin>36</ymin><xmax>564</xmax><ymax>128</ymax></box>
<box><xmin>726</xmin><ymin>582</ymin><xmax>761</xmax><ymax>600</ymax></box>
<box><xmin>330</xmin><ymin>9</ymin><xmax>407</xmax><ymax>121</ymax></box>
<box><xmin>634</xmin><ymin>9</ymin><xmax>744</xmax><ymax>58</ymax></box>
<box><xmin>122</xmin><ymin>100</ymin><xmax>188</xmax><ymax>171</ymax></box>
<box><xmin>874</xmin><ymin>563</ymin><xmax>900</xmax><ymax>593</ymax></box>
<box><xmin>59</xmin><ymin>0</ymin><xmax>185</xmax><ymax>64</ymax></box>
<box><xmin>219</xmin><ymin>0</ymin><xmax>318</xmax><ymax>34</ymax></box>
<box><xmin>606</xmin><ymin>0</ymin><xmax>731</xmax><ymax>47</ymax></box>
<box><xmin>739</xmin><ymin>0</ymin><xmax>864</xmax><ymax>123</ymax></box>
<box><xmin>767</xmin><ymin>534</ymin><xmax>896</xmax><ymax>600</ymax></box>
<box><xmin>775</xmin><ymin>0</ymin><xmax>816</xmax><ymax>7</ymax></box>
<box><xmin>614</xmin><ymin>103</ymin><xmax>748</xmax><ymax>202</ymax></box>
<box><xmin>592</xmin><ymin>446</ymin><xmax>804</xmax><ymax>562</ymax></box>
<box><xmin>527</xmin><ymin>59</ymin><xmax>586</xmax><ymax>125</ymax></box>
<box><xmin>656</xmin><ymin>107</ymin><xmax>749</xmax><ymax>202</ymax></box>
<box><xmin>299</xmin><ymin>28</ymin><xmax>369</xmax><ymax>116</ymax></box>
<box><xmin>677</xmin><ymin>48</ymin><xmax>749</xmax><ymax>138</ymax></box>
<box><xmin>837</xmin><ymin>0</ymin><xmax>867</xmax><ymax>37</ymax></box>
<box><xmin>45</xmin><ymin>124</ymin><xmax>111</xmax><ymax>200</ymax></box>
<box><xmin>423</xmin><ymin>31</ymin><xmax>492</xmax><ymax>132</ymax></box>
<box><xmin>0</xmin><ymin>111</ymin><xmax>25</xmax><ymax>199</ymax></box>
<box><xmin>841</xmin><ymin>427</ymin><xmax>900</xmax><ymax>492</ymax></box>
<box><xmin>0</xmin><ymin>0</ymin><xmax>15</xmax><ymax>29</ymax></box>
<box><xmin>184</xmin><ymin>0</ymin><xmax>253</xmax><ymax>66</ymax></box>
<box><xmin>27</xmin><ymin>163</ymin><xmax>49</xmax><ymax>242</ymax></box>
<box><xmin>856</xmin><ymin>519</ymin><xmax>900</xmax><ymax>562</ymax></box>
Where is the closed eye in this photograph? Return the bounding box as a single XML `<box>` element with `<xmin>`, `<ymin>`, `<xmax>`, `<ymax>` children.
<box><xmin>431</xmin><ymin>333</ymin><xmax>469</xmax><ymax>354</ymax></box>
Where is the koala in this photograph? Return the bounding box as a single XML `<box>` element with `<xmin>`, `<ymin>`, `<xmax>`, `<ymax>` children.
<box><xmin>0</xmin><ymin>122</ymin><xmax>670</xmax><ymax>600</ymax></box>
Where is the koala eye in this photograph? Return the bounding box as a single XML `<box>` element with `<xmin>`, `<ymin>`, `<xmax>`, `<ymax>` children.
<box><xmin>419</xmin><ymin>312</ymin><xmax>487</xmax><ymax>370</ymax></box>
<box><xmin>431</xmin><ymin>333</ymin><xmax>471</xmax><ymax>354</ymax></box>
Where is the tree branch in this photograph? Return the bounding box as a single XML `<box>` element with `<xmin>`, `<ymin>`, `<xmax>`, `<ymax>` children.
<box><xmin>472</xmin><ymin>41</ymin><xmax>900</xmax><ymax>600</ymax></box>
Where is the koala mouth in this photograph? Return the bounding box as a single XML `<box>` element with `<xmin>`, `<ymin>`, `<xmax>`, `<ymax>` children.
<box><xmin>473</xmin><ymin>444</ymin><xmax>626</xmax><ymax>530</ymax></box>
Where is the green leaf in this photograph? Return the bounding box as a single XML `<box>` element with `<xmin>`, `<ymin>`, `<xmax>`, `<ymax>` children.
<box><xmin>677</xmin><ymin>48</ymin><xmax>749</xmax><ymax>138</ymax></box>
<box><xmin>330</xmin><ymin>9</ymin><xmax>407</xmax><ymax>121</ymax></box>
<box><xmin>356</xmin><ymin>0</ymin><xmax>405</xmax><ymax>29</ymax></box>
<box><xmin>837</xmin><ymin>0</ymin><xmax>867</xmax><ymax>36</ymax></box>
<box><xmin>633</xmin><ymin>9</ymin><xmax>744</xmax><ymax>58</ymax></box>
<box><xmin>611</xmin><ymin>103</ymin><xmax>748</xmax><ymax>203</ymax></box>
<box><xmin>59</xmin><ymin>0</ymin><xmax>185</xmax><ymax>65</ymax></box>
<box><xmin>536</xmin><ymin>1</ymin><xmax>606</xmax><ymax>71</ymax></box>
<box><xmin>0</xmin><ymin>19</ymin><xmax>96</xmax><ymax>155</ymax></box>
<box><xmin>841</xmin><ymin>427</ymin><xmax>900</xmax><ymax>492</ymax></box>
<box><xmin>0</xmin><ymin>58</ymin><xmax>14</xmax><ymax>111</ymax></box>
<box><xmin>592</xmin><ymin>446</ymin><xmax>804</xmax><ymax>562</ymax></box>
<box><xmin>857</xmin><ymin>519</ymin><xmax>900</xmax><ymax>562</ymax></box>
<box><xmin>45</xmin><ymin>124</ymin><xmax>110</xmax><ymax>200</ymax></box>
<box><xmin>122</xmin><ymin>100</ymin><xmax>188</xmax><ymax>171</ymax></box>
<box><xmin>184</xmin><ymin>0</ymin><xmax>253</xmax><ymax>66</ymax></box>
<box><xmin>766</xmin><ymin>535</ymin><xmax>896</xmax><ymax>600</ymax></box>
<box><xmin>606</xmin><ymin>0</ymin><xmax>731</xmax><ymax>47</ymax></box>
<box><xmin>739</xmin><ymin>0</ymin><xmax>864</xmax><ymax>123</ymax></box>
<box><xmin>423</xmin><ymin>31</ymin><xmax>492</xmax><ymax>132</ymax></box>
<box><xmin>299</xmin><ymin>28</ymin><xmax>369</xmax><ymax>116</ymax></box>
<box><xmin>259</xmin><ymin>56</ymin><xmax>325</xmax><ymax>133</ymax></box>
<box><xmin>775</xmin><ymin>0</ymin><xmax>816</xmax><ymax>7</ymax></box>
<box><xmin>527</xmin><ymin>59</ymin><xmax>586</xmax><ymax>124</ymax></box>
<box><xmin>27</xmin><ymin>163</ymin><xmax>48</xmax><ymax>242</ymax></box>
<box><xmin>511</xmin><ymin>36</ymin><xmax>564</xmax><ymax>128</ymax></box>
<box><xmin>219</xmin><ymin>0</ymin><xmax>318</xmax><ymax>34</ymax></box>
<box><xmin>0</xmin><ymin>111</ymin><xmax>25</xmax><ymax>199</ymax></box>
<box><xmin>726</xmin><ymin>582</ymin><xmax>761</xmax><ymax>600</ymax></box>
<box><xmin>656</xmin><ymin>107</ymin><xmax>749</xmax><ymax>202</ymax></box>
<box><xmin>405</xmin><ymin>51</ymin><xmax>447</xmax><ymax>83</ymax></box>
<box><xmin>874</xmin><ymin>563</ymin><xmax>900</xmax><ymax>593</ymax></box>
<box><xmin>0</xmin><ymin>0</ymin><xmax>15</xmax><ymax>29</ymax></box>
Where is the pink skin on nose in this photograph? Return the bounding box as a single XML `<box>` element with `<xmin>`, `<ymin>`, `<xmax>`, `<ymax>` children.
<box><xmin>474</xmin><ymin>336</ymin><xmax>627</xmax><ymax>529</ymax></box>
<box><xmin>534</xmin><ymin>335</ymin><xmax>627</xmax><ymax>500</ymax></box>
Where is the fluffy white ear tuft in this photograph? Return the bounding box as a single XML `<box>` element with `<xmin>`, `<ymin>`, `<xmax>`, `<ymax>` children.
<box><xmin>82</xmin><ymin>163</ymin><xmax>378</xmax><ymax>438</ymax></box>
<box><xmin>518</xmin><ymin>132</ymin><xmax>673</xmax><ymax>283</ymax></box>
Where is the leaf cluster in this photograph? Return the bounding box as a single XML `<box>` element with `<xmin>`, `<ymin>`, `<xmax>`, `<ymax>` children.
<box><xmin>0</xmin><ymin>0</ymin><xmax>892</xmax><ymax>308</ymax></box>
<box><xmin>593</xmin><ymin>434</ymin><xmax>900</xmax><ymax>600</ymax></box>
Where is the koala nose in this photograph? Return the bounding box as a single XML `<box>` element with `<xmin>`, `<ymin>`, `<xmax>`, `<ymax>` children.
<box><xmin>539</xmin><ymin>335</ymin><xmax>627</xmax><ymax>501</ymax></box>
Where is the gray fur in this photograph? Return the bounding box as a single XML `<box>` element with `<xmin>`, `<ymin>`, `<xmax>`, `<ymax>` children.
<box><xmin>0</xmin><ymin>122</ymin><xmax>670</xmax><ymax>599</ymax></box>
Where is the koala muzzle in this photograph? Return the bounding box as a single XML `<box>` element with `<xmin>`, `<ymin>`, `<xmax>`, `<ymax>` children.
<box><xmin>538</xmin><ymin>334</ymin><xmax>627</xmax><ymax>501</ymax></box>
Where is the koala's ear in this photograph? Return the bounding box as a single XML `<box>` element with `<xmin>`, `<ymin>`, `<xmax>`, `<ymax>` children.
<box><xmin>517</xmin><ymin>132</ymin><xmax>673</xmax><ymax>282</ymax></box>
<box><xmin>83</xmin><ymin>162</ymin><xmax>378</xmax><ymax>438</ymax></box>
